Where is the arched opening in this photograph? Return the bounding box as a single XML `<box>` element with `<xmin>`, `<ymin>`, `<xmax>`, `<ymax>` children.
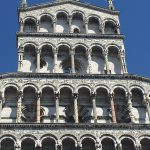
<box><xmin>1</xmin><ymin>86</ymin><xmax>18</xmax><ymax>123</ymax></box>
<box><xmin>108</xmin><ymin>46</ymin><xmax>121</xmax><ymax>74</ymax></box>
<box><xmin>1</xmin><ymin>138</ymin><xmax>15</xmax><ymax>150</ymax></box>
<box><xmin>78</xmin><ymin>87</ymin><xmax>91</xmax><ymax>123</ymax></box>
<box><xmin>62</xmin><ymin>138</ymin><xmax>76</xmax><ymax>150</ymax></box>
<box><xmin>131</xmin><ymin>88</ymin><xmax>147</xmax><ymax>123</ymax></box>
<box><xmin>121</xmin><ymin>138</ymin><xmax>135</xmax><ymax>150</ymax></box>
<box><xmin>23</xmin><ymin>44</ymin><xmax>37</xmax><ymax>72</ymax></box>
<box><xmin>72</xmin><ymin>12</ymin><xmax>84</xmax><ymax>33</ymax></box>
<box><xmin>40</xmin><ymin>45</ymin><xmax>54</xmax><ymax>73</ymax></box>
<box><xmin>58</xmin><ymin>45</ymin><xmax>70</xmax><ymax>73</ymax></box>
<box><xmin>60</xmin><ymin>87</ymin><xmax>73</xmax><ymax>123</ymax></box>
<box><xmin>56</xmin><ymin>12</ymin><xmax>68</xmax><ymax>33</ymax></box>
<box><xmin>91</xmin><ymin>46</ymin><xmax>104</xmax><ymax>74</ymax></box>
<box><xmin>42</xmin><ymin>138</ymin><xmax>56</xmax><ymax>150</ymax></box>
<box><xmin>104</xmin><ymin>21</ymin><xmax>117</xmax><ymax>34</ymax></box>
<box><xmin>88</xmin><ymin>17</ymin><xmax>100</xmax><ymax>34</ymax></box>
<box><xmin>40</xmin><ymin>15</ymin><xmax>53</xmax><ymax>33</ymax></box>
<box><xmin>21</xmin><ymin>138</ymin><xmax>35</xmax><ymax>150</ymax></box>
<box><xmin>140</xmin><ymin>138</ymin><xmax>150</xmax><ymax>150</ymax></box>
<box><xmin>41</xmin><ymin>87</ymin><xmax>55</xmax><ymax>123</ymax></box>
<box><xmin>101</xmin><ymin>138</ymin><xmax>115</xmax><ymax>150</ymax></box>
<box><xmin>22</xmin><ymin>87</ymin><xmax>36</xmax><ymax>122</ymax></box>
<box><xmin>82</xmin><ymin>138</ymin><xmax>95</xmax><ymax>150</ymax></box>
<box><xmin>96</xmin><ymin>88</ymin><xmax>109</xmax><ymax>123</ymax></box>
<box><xmin>75</xmin><ymin>45</ymin><xmax>88</xmax><ymax>74</ymax></box>
<box><xmin>114</xmin><ymin>88</ymin><xmax>130</xmax><ymax>123</ymax></box>
<box><xmin>24</xmin><ymin>18</ymin><xmax>37</xmax><ymax>32</ymax></box>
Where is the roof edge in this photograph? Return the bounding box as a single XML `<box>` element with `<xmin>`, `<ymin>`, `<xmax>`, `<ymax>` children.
<box><xmin>18</xmin><ymin>0</ymin><xmax>120</xmax><ymax>15</ymax></box>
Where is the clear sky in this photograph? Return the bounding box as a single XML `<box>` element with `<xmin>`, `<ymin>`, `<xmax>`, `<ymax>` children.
<box><xmin>0</xmin><ymin>0</ymin><xmax>149</xmax><ymax>77</ymax></box>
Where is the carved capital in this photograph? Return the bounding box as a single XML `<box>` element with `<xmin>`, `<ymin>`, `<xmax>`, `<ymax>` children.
<box><xmin>17</xmin><ymin>91</ymin><xmax>23</xmax><ymax>99</ymax></box>
<box><xmin>36</xmin><ymin>92</ymin><xmax>41</xmax><ymax>99</ymax></box>
<box><xmin>55</xmin><ymin>92</ymin><xmax>60</xmax><ymax>99</ymax></box>
<box><xmin>35</xmin><ymin>139</ymin><xmax>42</xmax><ymax>148</ymax></box>
<box><xmin>73</xmin><ymin>93</ymin><xmax>78</xmax><ymax>99</ymax></box>
<box><xmin>91</xmin><ymin>92</ymin><xmax>96</xmax><ymax>98</ymax></box>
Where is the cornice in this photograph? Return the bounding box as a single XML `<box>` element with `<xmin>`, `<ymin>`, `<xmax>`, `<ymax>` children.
<box><xmin>17</xmin><ymin>32</ymin><xmax>125</xmax><ymax>40</ymax></box>
<box><xmin>18</xmin><ymin>1</ymin><xmax>119</xmax><ymax>15</ymax></box>
<box><xmin>0</xmin><ymin>123</ymin><xmax>150</xmax><ymax>130</ymax></box>
<box><xmin>0</xmin><ymin>73</ymin><xmax>150</xmax><ymax>83</ymax></box>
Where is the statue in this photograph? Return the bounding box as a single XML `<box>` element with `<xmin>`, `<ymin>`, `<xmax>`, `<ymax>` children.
<box><xmin>107</xmin><ymin>0</ymin><xmax>115</xmax><ymax>10</ymax></box>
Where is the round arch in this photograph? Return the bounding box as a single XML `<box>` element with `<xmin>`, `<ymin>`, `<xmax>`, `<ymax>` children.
<box><xmin>23</xmin><ymin>16</ymin><xmax>37</xmax><ymax>24</ymax></box>
<box><xmin>87</xmin><ymin>14</ymin><xmax>102</xmax><ymax>24</ymax></box>
<box><xmin>76</xmin><ymin>85</ymin><xmax>92</xmax><ymax>93</ymax></box>
<box><xmin>61</xmin><ymin>134</ymin><xmax>77</xmax><ymax>145</ymax></box>
<box><xmin>40</xmin><ymin>84</ymin><xmax>56</xmax><ymax>93</ymax></box>
<box><xmin>39</xmin><ymin>42</ymin><xmax>56</xmax><ymax>52</ymax></box>
<box><xmin>21</xmin><ymin>83</ymin><xmax>38</xmax><ymax>92</ymax></box>
<box><xmin>94</xmin><ymin>84</ymin><xmax>110</xmax><ymax>94</ymax></box>
<box><xmin>0</xmin><ymin>134</ymin><xmax>16</xmax><ymax>143</ymax></box>
<box><xmin>112</xmin><ymin>85</ymin><xmax>128</xmax><ymax>94</ymax></box>
<box><xmin>2</xmin><ymin>83</ymin><xmax>19</xmax><ymax>93</ymax></box>
<box><xmin>39</xmin><ymin>13</ymin><xmax>54</xmax><ymax>21</ymax></box>
<box><xmin>57</xmin><ymin>43</ymin><xmax>71</xmax><ymax>50</ymax></box>
<box><xmin>73</xmin><ymin>43</ymin><xmax>88</xmax><ymax>51</ymax></box>
<box><xmin>55</xmin><ymin>10</ymin><xmax>69</xmax><ymax>18</ymax></box>
<box><xmin>129</xmin><ymin>85</ymin><xmax>145</xmax><ymax>95</ymax></box>
<box><xmin>58</xmin><ymin>84</ymin><xmax>74</xmax><ymax>93</ymax></box>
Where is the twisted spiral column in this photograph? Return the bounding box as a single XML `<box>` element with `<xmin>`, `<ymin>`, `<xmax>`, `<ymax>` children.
<box><xmin>36</xmin><ymin>92</ymin><xmax>41</xmax><ymax>123</ymax></box>
<box><xmin>127</xmin><ymin>92</ymin><xmax>135</xmax><ymax>123</ymax></box>
<box><xmin>16</xmin><ymin>91</ymin><xmax>23</xmax><ymax>123</ymax></box>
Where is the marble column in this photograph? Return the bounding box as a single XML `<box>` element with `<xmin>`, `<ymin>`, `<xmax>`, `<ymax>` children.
<box><xmin>0</xmin><ymin>93</ymin><xmax>3</xmax><ymax>123</ymax></box>
<box><xmin>18</xmin><ymin>47</ymin><xmax>24</xmax><ymax>72</ymax></box>
<box><xmin>20</xmin><ymin>19</ymin><xmax>24</xmax><ymax>32</ymax></box>
<box><xmin>68</xmin><ymin>15</ymin><xmax>72</xmax><ymax>33</ymax></box>
<box><xmin>116</xmin><ymin>24</ymin><xmax>120</xmax><ymax>34</ymax></box>
<box><xmin>36</xmin><ymin>49</ymin><xmax>40</xmax><ymax>73</ymax></box>
<box><xmin>91</xmin><ymin>92</ymin><xmax>97</xmax><ymax>123</ymax></box>
<box><xmin>37</xmin><ymin>20</ymin><xmax>40</xmax><ymax>32</ymax></box>
<box><xmin>103</xmin><ymin>51</ymin><xmax>110</xmax><ymax>74</ymax></box>
<box><xmin>36</xmin><ymin>92</ymin><xmax>41</xmax><ymax>123</ymax></box>
<box><xmin>119</xmin><ymin>51</ymin><xmax>128</xmax><ymax>74</ymax></box>
<box><xmin>55</xmin><ymin>93</ymin><xmax>60</xmax><ymax>123</ymax></box>
<box><xmin>145</xmin><ymin>95</ymin><xmax>150</xmax><ymax>123</ymax></box>
<box><xmin>73</xmin><ymin>93</ymin><xmax>79</xmax><ymax>123</ymax></box>
<box><xmin>16</xmin><ymin>91</ymin><xmax>23</xmax><ymax>123</ymax></box>
<box><xmin>53</xmin><ymin>18</ymin><xmax>56</xmax><ymax>33</ymax></box>
<box><xmin>85</xmin><ymin>19</ymin><xmax>88</xmax><ymax>34</ymax></box>
<box><xmin>109</xmin><ymin>93</ymin><xmax>117</xmax><ymax>123</ymax></box>
<box><xmin>87</xmin><ymin>50</ymin><xmax>92</xmax><ymax>74</ymax></box>
<box><xmin>100</xmin><ymin>23</ymin><xmax>105</xmax><ymax>34</ymax></box>
<box><xmin>126</xmin><ymin>92</ymin><xmax>135</xmax><ymax>123</ymax></box>
<box><xmin>54</xmin><ymin>49</ymin><xmax>58</xmax><ymax>73</ymax></box>
<box><xmin>70</xmin><ymin>49</ymin><xmax>75</xmax><ymax>73</ymax></box>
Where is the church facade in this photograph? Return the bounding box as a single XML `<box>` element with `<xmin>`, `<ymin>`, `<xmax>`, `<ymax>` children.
<box><xmin>0</xmin><ymin>0</ymin><xmax>150</xmax><ymax>149</ymax></box>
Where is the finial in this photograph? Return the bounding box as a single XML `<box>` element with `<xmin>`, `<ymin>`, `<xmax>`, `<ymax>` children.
<box><xmin>107</xmin><ymin>0</ymin><xmax>115</xmax><ymax>10</ymax></box>
<box><xmin>21</xmin><ymin>0</ymin><xmax>27</xmax><ymax>8</ymax></box>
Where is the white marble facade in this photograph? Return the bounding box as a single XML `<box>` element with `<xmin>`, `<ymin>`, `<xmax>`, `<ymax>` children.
<box><xmin>0</xmin><ymin>0</ymin><xmax>150</xmax><ymax>150</ymax></box>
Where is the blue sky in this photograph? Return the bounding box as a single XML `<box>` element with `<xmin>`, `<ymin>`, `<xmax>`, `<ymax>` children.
<box><xmin>0</xmin><ymin>0</ymin><xmax>149</xmax><ymax>77</ymax></box>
